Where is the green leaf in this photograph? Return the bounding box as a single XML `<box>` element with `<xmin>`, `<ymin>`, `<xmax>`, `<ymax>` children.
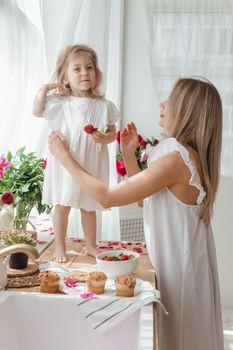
<box><xmin>16</xmin><ymin>146</ymin><xmax>26</xmax><ymax>156</ymax></box>
<box><xmin>6</xmin><ymin>151</ymin><xmax>12</xmax><ymax>161</ymax></box>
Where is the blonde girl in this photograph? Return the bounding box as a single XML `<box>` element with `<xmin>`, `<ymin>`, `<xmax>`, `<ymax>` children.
<box><xmin>32</xmin><ymin>44</ymin><xmax>120</xmax><ymax>261</ymax></box>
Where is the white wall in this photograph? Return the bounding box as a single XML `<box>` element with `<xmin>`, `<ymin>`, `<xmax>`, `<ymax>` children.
<box><xmin>212</xmin><ymin>176</ymin><xmax>233</xmax><ymax>308</ymax></box>
<box><xmin>121</xmin><ymin>0</ymin><xmax>233</xmax><ymax>308</ymax></box>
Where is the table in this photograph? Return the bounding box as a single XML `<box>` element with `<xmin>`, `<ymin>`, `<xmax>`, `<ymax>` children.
<box><xmin>0</xmin><ymin>240</ymin><xmax>158</xmax><ymax>350</ymax></box>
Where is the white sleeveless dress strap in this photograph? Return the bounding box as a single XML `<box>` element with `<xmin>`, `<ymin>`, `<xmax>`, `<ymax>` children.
<box><xmin>148</xmin><ymin>137</ymin><xmax>206</xmax><ymax>204</ymax></box>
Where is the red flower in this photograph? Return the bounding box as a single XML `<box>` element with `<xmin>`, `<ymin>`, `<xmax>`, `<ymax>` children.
<box><xmin>116</xmin><ymin>159</ymin><xmax>126</xmax><ymax>177</ymax></box>
<box><xmin>137</xmin><ymin>134</ymin><xmax>147</xmax><ymax>146</ymax></box>
<box><xmin>1</xmin><ymin>191</ymin><xmax>14</xmax><ymax>205</ymax></box>
<box><xmin>140</xmin><ymin>139</ymin><xmax>148</xmax><ymax>146</ymax></box>
<box><xmin>116</xmin><ymin>130</ymin><xmax>121</xmax><ymax>143</ymax></box>
<box><xmin>138</xmin><ymin>134</ymin><xmax>143</xmax><ymax>143</ymax></box>
<box><xmin>43</xmin><ymin>159</ymin><xmax>47</xmax><ymax>169</ymax></box>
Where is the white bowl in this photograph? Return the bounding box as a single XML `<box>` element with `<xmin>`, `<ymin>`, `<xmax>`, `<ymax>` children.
<box><xmin>96</xmin><ymin>250</ymin><xmax>140</xmax><ymax>279</ymax></box>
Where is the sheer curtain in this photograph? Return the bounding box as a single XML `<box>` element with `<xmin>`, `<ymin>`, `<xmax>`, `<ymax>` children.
<box><xmin>0</xmin><ymin>0</ymin><xmax>48</xmax><ymax>156</ymax></box>
<box><xmin>0</xmin><ymin>0</ymin><xmax>122</xmax><ymax>240</ymax></box>
<box><xmin>146</xmin><ymin>0</ymin><xmax>233</xmax><ymax>178</ymax></box>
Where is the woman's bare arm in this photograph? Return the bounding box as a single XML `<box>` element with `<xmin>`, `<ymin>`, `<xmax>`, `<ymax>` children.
<box><xmin>48</xmin><ymin>131</ymin><xmax>185</xmax><ymax>208</ymax></box>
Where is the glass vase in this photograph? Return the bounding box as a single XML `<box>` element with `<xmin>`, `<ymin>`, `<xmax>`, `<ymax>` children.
<box><xmin>13</xmin><ymin>202</ymin><xmax>34</xmax><ymax>230</ymax></box>
<box><xmin>0</xmin><ymin>204</ymin><xmax>14</xmax><ymax>230</ymax></box>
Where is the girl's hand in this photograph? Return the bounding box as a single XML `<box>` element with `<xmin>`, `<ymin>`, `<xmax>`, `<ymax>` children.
<box><xmin>40</xmin><ymin>83</ymin><xmax>63</xmax><ymax>94</ymax></box>
<box><xmin>91</xmin><ymin>124</ymin><xmax>116</xmax><ymax>144</ymax></box>
<box><xmin>121</xmin><ymin>122</ymin><xmax>138</xmax><ymax>158</ymax></box>
<box><xmin>91</xmin><ymin>131</ymin><xmax>108</xmax><ymax>144</ymax></box>
<box><xmin>48</xmin><ymin>131</ymin><xmax>70</xmax><ymax>163</ymax></box>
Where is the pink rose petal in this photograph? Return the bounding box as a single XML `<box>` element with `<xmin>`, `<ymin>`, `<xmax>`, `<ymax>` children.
<box><xmin>98</xmin><ymin>245</ymin><xmax>111</xmax><ymax>249</ymax></box>
<box><xmin>80</xmin><ymin>292</ymin><xmax>96</xmax><ymax>299</ymax></box>
<box><xmin>65</xmin><ymin>277</ymin><xmax>77</xmax><ymax>287</ymax></box>
<box><xmin>37</xmin><ymin>240</ymin><xmax>47</xmax><ymax>245</ymax></box>
<box><xmin>133</xmin><ymin>247</ymin><xmax>143</xmax><ymax>253</ymax></box>
<box><xmin>69</xmin><ymin>237</ymin><xmax>83</xmax><ymax>243</ymax></box>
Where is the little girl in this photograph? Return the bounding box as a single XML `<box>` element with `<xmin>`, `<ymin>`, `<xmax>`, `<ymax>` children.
<box><xmin>32</xmin><ymin>44</ymin><xmax>120</xmax><ymax>262</ymax></box>
<box><xmin>48</xmin><ymin>78</ymin><xmax>224</xmax><ymax>350</ymax></box>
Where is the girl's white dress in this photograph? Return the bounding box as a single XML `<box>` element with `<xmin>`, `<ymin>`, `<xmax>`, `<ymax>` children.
<box><xmin>144</xmin><ymin>138</ymin><xmax>224</xmax><ymax>350</ymax></box>
<box><xmin>42</xmin><ymin>95</ymin><xmax>120</xmax><ymax>210</ymax></box>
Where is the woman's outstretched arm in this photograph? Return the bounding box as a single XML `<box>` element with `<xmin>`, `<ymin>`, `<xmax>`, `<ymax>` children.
<box><xmin>48</xmin><ymin>130</ymin><xmax>184</xmax><ymax>208</ymax></box>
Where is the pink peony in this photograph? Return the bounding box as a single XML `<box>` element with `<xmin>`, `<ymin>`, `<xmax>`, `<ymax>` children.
<box><xmin>0</xmin><ymin>155</ymin><xmax>9</xmax><ymax>170</ymax></box>
<box><xmin>0</xmin><ymin>156</ymin><xmax>10</xmax><ymax>177</ymax></box>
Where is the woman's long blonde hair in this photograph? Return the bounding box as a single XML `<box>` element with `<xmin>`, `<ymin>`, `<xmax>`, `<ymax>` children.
<box><xmin>169</xmin><ymin>78</ymin><xmax>222</xmax><ymax>225</ymax></box>
<box><xmin>52</xmin><ymin>44</ymin><xmax>104</xmax><ymax>98</ymax></box>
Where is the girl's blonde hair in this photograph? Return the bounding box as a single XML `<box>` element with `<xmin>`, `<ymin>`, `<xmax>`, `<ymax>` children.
<box><xmin>169</xmin><ymin>78</ymin><xmax>222</xmax><ymax>225</ymax></box>
<box><xmin>52</xmin><ymin>44</ymin><xmax>104</xmax><ymax>98</ymax></box>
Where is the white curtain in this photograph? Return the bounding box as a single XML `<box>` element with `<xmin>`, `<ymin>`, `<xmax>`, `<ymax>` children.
<box><xmin>147</xmin><ymin>0</ymin><xmax>233</xmax><ymax>178</ymax></box>
<box><xmin>0</xmin><ymin>0</ymin><xmax>122</xmax><ymax>240</ymax></box>
<box><xmin>0</xmin><ymin>0</ymin><xmax>48</xmax><ymax>155</ymax></box>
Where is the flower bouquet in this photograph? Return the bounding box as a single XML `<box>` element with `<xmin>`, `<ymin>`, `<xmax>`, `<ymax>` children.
<box><xmin>0</xmin><ymin>147</ymin><xmax>51</xmax><ymax>231</ymax></box>
<box><xmin>115</xmin><ymin>131</ymin><xmax>159</xmax><ymax>177</ymax></box>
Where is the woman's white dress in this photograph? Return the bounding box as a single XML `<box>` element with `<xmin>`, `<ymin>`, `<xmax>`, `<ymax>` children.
<box><xmin>42</xmin><ymin>95</ymin><xmax>120</xmax><ymax>210</ymax></box>
<box><xmin>144</xmin><ymin>138</ymin><xmax>224</xmax><ymax>350</ymax></box>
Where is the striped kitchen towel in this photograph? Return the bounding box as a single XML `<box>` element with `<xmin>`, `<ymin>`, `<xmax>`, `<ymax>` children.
<box><xmin>61</xmin><ymin>277</ymin><xmax>168</xmax><ymax>334</ymax></box>
<box><xmin>39</xmin><ymin>263</ymin><xmax>168</xmax><ymax>334</ymax></box>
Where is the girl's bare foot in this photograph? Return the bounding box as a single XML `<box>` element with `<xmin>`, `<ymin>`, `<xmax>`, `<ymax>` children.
<box><xmin>53</xmin><ymin>246</ymin><xmax>67</xmax><ymax>263</ymax></box>
<box><xmin>85</xmin><ymin>246</ymin><xmax>102</xmax><ymax>257</ymax></box>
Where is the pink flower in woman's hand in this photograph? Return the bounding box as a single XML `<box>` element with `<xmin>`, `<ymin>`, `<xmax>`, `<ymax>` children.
<box><xmin>116</xmin><ymin>159</ymin><xmax>126</xmax><ymax>177</ymax></box>
<box><xmin>43</xmin><ymin>159</ymin><xmax>47</xmax><ymax>169</ymax></box>
<box><xmin>1</xmin><ymin>191</ymin><xmax>14</xmax><ymax>205</ymax></box>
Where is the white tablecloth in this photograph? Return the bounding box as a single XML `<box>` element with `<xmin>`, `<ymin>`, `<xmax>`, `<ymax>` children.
<box><xmin>0</xmin><ymin>291</ymin><xmax>141</xmax><ymax>350</ymax></box>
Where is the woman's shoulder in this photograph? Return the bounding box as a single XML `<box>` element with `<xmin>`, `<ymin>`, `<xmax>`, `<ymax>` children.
<box><xmin>148</xmin><ymin>137</ymin><xmax>190</xmax><ymax>165</ymax></box>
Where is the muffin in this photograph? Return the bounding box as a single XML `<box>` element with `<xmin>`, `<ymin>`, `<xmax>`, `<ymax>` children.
<box><xmin>39</xmin><ymin>270</ymin><xmax>60</xmax><ymax>293</ymax></box>
<box><xmin>86</xmin><ymin>271</ymin><xmax>107</xmax><ymax>294</ymax></box>
<box><xmin>115</xmin><ymin>275</ymin><xmax>136</xmax><ymax>297</ymax></box>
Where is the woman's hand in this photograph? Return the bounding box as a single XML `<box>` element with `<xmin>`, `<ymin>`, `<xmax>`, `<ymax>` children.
<box><xmin>120</xmin><ymin>122</ymin><xmax>138</xmax><ymax>159</ymax></box>
<box><xmin>48</xmin><ymin>131</ymin><xmax>70</xmax><ymax>163</ymax></box>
